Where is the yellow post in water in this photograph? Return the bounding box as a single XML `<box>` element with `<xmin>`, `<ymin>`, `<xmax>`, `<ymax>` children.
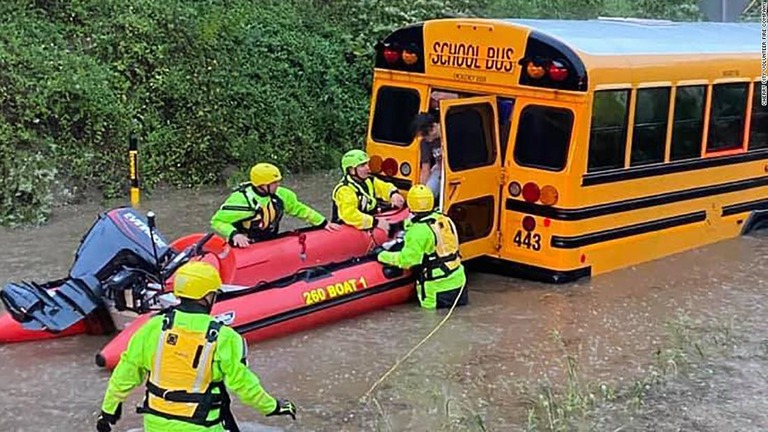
<box><xmin>129</xmin><ymin>132</ymin><xmax>140</xmax><ymax>208</ymax></box>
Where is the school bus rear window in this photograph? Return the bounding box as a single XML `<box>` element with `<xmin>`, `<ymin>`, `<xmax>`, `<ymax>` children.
<box><xmin>513</xmin><ymin>105</ymin><xmax>574</xmax><ymax>171</ymax></box>
<box><xmin>371</xmin><ymin>86</ymin><xmax>420</xmax><ymax>146</ymax></box>
<box><xmin>588</xmin><ymin>90</ymin><xmax>630</xmax><ymax>172</ymax></box>
<box><xmin>630</xmin><ymin>87</ymin><xmax>670</xmax><ymax>166</ymax></box>
<box><xmin>706</xmin><ymin>83</ymin><xmax>748</xmax><ymax>152</ymax></box>
<box><xmin>444</xmin><ymin>103</ymin><xmax>497</xmax><ymax>171</ymax></box>
<box><xmin>670</xmin><ymin>86</ymin><xmax>706</xmax><ymax>161</ymax></box>
<box><xmin>749</xmin><ymin>82</ymin><xmax>768</xmax><ymax>151</ymax></box>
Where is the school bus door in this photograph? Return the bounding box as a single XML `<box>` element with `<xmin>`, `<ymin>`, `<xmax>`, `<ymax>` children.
<box><xmin>439</xmin><ymin>97</ymin><xmax>502</xmax><ymax>260</ymax></box>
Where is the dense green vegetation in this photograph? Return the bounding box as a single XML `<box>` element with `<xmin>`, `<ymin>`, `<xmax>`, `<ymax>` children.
<box><xmin>0</xmin><ymin>0</ymin><xmax>753</xmax><ymax>225</ymax></box>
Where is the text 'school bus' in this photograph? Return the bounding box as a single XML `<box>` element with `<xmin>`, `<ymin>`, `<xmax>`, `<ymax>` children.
<box><xmin>364</xmin><ymin>18</ymin><xmax>767</xmax><ymax>283</ymax></box>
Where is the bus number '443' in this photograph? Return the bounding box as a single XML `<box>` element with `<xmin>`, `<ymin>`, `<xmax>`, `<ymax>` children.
<box><xmin>513</xmin><ymin>230</ymin><xmax>541</xmax><ymax>251</ymax></box>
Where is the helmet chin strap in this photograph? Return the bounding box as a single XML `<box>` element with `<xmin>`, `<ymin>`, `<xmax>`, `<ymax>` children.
<box><xmin>254</xmin><ymin>185</ymin><xmax>273</xmax><ymax>196</ymax></box>
<box><xmin>200</xmin><ymin>292</ymin><xmax>217</xmax><ymax>314</ymax></box>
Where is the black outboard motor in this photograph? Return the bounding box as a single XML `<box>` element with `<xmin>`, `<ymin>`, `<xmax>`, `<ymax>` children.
<box><xmin>0</xmin><ymin>207</ymin><xmax>173</xmax><ymax>332</ymax></box>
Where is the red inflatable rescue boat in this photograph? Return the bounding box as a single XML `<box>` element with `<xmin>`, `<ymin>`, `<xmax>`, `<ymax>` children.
<box><xmin>96</xmin><ymin>256</ymin><xmax>415</xmax><ymax>369</ymax></box>
<box><xmin>0</xmin><ymin>207</ymin><xmax>411</xmax><ymax>346</ymax></box>
<box><xmin>0</xmin><ymin>315</ymin><xmax>88</xmax><ymax>343</ymax></box>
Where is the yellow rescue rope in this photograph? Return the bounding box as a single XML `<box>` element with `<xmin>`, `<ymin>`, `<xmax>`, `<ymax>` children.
<box><xmin>360</xmin><ymin>283</ymin><xmax>466</xmax><ymax>401</ymax></box>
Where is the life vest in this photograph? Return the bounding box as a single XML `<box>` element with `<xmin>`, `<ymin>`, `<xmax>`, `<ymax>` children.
<box><xmin>225</xmin><ymin>185</ymin><xmax>285</xmax><ymax>241</ymax></box>
<box><xmin>415</xmin><ymin>212</ymin><xmax>462</xmax><ymax>283</ymax></box>
<box><xmin>331</xmin><ymin>175</ymin><xmax>378</xmax><ymax>223</ymax></box>
<box><xmin>138</xmin><ymin>310</ymin><xmax>226</xmax><ymax>427</ymax></box>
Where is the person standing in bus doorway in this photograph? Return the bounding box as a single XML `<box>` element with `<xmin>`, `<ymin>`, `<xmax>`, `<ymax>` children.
<box><xmin>211</xmin><ymin>163</ymin><xmax>340</xmax><ymax>248</ymax></box>
<box><xmin>96</xmin><ymin>261</ymin><xmax>297</xmax><ymax>432</ymax></box>
<box><xmin>377</xmin><ymin>185</ymin><xmax>467</xmax><ymax>310</ymax></box>
<box><xmin>331</xmin><ymin>149</ymin><xmax>406</xmax><ymax>233</ymax></box>
<box><xmin>412</xmin><ymin>113</ymin><xmax>443</xmax><ymax>201</ymax></box>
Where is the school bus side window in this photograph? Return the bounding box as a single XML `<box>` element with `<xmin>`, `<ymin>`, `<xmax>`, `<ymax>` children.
<box><xmin>371</xmin><ymin>86</ymin><xmax>421</xmax><ymax>146</ymax></box>
<box><xmin>630</xmin><ymin>87</ymin><xmax>670</xmax><ymax>166</ymax></box>
<box><xmin>444</xmin><ymin>103</ymin><xmax>497</xmax><ymax>171</ymax></box>
<box><xmin>749</xmin><ymin>82</ymin><xmax>768</xmax><ymax>150</ymax></box>
<box><xmin>670</xmin><ymin>86</ymin><xmax>706</xmax><ymax>161</ymax></box>
<box><xmin>588</xmin><ymin>90</ymin><xmax>630</xmax><ymax>172</ymax></box>
<box><xmin>706</xmin><ymin>83</ymin><xmax>749</xmax><ymax>152</ymax></box>
<box><xmin>514</xmin><ymin>105</ymin><xmax>574</xmax><ymax>171</ymax></box>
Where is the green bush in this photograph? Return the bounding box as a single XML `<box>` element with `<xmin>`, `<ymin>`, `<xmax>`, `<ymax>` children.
<box><xmin>0</xmin><ymin>120</ymin><xmax>57</xmax><ymax>226</ymax></box>
<box><xmin>0</xmin><ymin>0</ymin><xmax>707</xmax><ymax>225</ymax></box>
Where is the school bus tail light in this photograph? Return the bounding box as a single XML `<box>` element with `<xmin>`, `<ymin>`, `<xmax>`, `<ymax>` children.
<box><xmin>522</xmin><ymin>182</ymin><xmax>541</xmax><ymax>203</ymax></box>
<box><xmin>540</xmin><ymin>185</ymin><xmax>559</xmax><ymax>206</ymax></box>
<box><xmin>382</xmin><ymin>45</ymin><xmax>401</xmax><ymax>65</ymax></box>
<box><xmin>548</xmin><ymin>61</ymin><xmax>569</xmax><ymax>81</ymax></box>
<box><xmin>522</xmin><ymin>216</ymin><xmax>536</xmax><ymax>232</ymax></box>
<box><xmin>382</xmin><ymin>158</ymin><xmax>398</xmax><ymax>176</ymax></box>
<box><xmin>369</xmin><ymin>155</ymin><xmax>383</xmax><ymax>174</ymax></box>
<box><xmin>508</xmin><ymin>181</ymin><xmax>522</xmax><ymax>197</ymax></box>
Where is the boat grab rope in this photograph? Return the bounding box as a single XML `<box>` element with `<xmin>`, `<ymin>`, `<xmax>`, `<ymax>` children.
<box><xmin>360</xmin><ymin>282</ymin><xmax>466</xmax><ymax>402</ymax></box>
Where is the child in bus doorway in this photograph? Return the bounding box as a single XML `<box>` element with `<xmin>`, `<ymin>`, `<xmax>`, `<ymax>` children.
<box><xmin>412</xmin><ymin>112</ymin><xmax>442</xmax><ymax>200</ymax></box>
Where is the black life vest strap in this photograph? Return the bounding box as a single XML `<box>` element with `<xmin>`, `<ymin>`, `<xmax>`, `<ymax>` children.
<box><xmin>145</xmin><ymin>380</ymin><xmax>224</xmax><ymax>405</ymax></box>
<box><xmin>161</xmin><ymin>309</ymin><xmax>175</xmax><ymax>331</ymax></box>
<box><xmin>138</xmin><ymin>383</ymin><xmax>225</xmax><ymax>427</ymax></box>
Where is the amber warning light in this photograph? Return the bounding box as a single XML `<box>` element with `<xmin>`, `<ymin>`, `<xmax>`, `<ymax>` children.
<box><xmin>511</xmin><ymin>181</ymin><xmax>559</xmax><ymax>206</ymax></box>
<box><xmin>380</xmin><ymin>43</ymin><xmax>420</xmax><ymax>67</ymax></box>
<box><xmin>369</xmin><ymin>155</ymin><xmax>401</xmax><ymax>177</ymax></box>
<box><xmin>520</xmin><ymin>57</ymin><xmax>569</xmax><ymax>82</ymax></box>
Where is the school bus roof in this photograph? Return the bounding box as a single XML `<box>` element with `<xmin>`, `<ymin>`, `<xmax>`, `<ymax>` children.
<box><xmin>376</xmin><ymin>18</ymin><xmax>761</xmax><ymax>91</ymax></box>
<box><xmin>501</xmin><ymin>18</ymin><xmax>761</xmax><ymax>56</ymax></box>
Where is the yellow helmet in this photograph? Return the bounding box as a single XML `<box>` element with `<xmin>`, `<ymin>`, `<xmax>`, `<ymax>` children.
<box><xmin>173</xmin><ymin>261</ymin><xmax>222</xmax><ymax>300</ymax></box>
<box><xmin>250</xmin><ymin>163</ymin><xmax>282</xmax><ymax>187</ymax></box>
<box><xmin>407</xmin><ymin>184</ymin><xmax>434</xmax><ymax>213</ymax></box>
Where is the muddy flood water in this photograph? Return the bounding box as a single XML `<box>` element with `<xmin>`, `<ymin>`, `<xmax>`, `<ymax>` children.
<box><xmin>1</xmin><ymin>171</ymin><xmax>767</xmax><ymax>432</ymax></box>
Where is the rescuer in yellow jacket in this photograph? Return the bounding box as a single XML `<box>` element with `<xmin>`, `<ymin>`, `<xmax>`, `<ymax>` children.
<box><xmin>211</xmin><ymin>163</ymin><xmax>340</xmax><ymax>248</ymax></box>
<box><xmin>377</xmin><ymin>185</ymin><xmax>468</xmax><ymax>309</ymax></box>
<box><xmin>331</xmin><ymin>149</ymin><xmax>405</xmax><ymax>232</ymax></box>
<box><xmin>96</xmin><ymin>262</ymin><xmax>297</xmax><ymax>432</ymax></box>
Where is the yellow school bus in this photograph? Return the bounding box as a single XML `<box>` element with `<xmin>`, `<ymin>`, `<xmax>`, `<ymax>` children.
<box><xmin>364</xmin><ymin>18</ymin><xmax>767</xmax><ymax>282</ymax></box>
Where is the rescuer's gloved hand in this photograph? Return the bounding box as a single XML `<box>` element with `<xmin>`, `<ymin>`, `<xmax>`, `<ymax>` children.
<box><xmin>267</xmin><ymin>399</ymin><xmax>296</xmax><ymax>420</ymax></box>
<box><xmin>382</xmin><ymin>265</ymin><xmax>404</xmax><ymax>279</ymax></box>
<box><xmin>96</xmin><ymin>403</ymin><xmax>121</xmax><ymax>432</ymax></box>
